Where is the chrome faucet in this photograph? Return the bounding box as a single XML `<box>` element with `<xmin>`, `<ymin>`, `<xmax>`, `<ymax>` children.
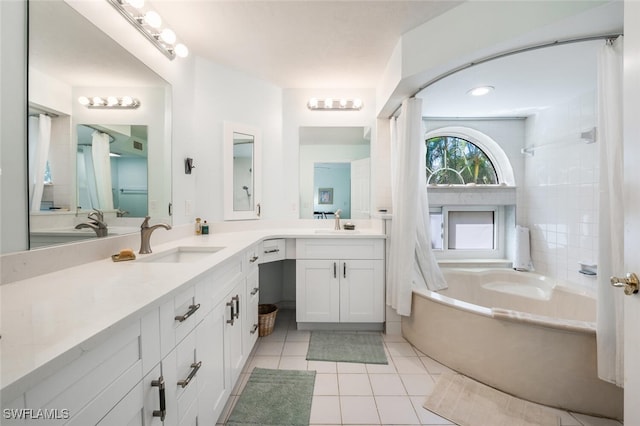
<box><xmin>334</xmin><ymin>209</ymin><xmax>342</xmax><ymax>230</ymax></box>
<box><xmin>75</xmin><ymin>209</ymin><xmax>108</xmax><ymax>237</ymax></box>
<box><xmin>139</xmin><ymin>216</ymin><xmax>172</xmax><ymax>254</ymax></box>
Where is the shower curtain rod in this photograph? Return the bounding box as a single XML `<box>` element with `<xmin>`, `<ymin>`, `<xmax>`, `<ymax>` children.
<box><xmin>388</xmin><ymin>32</ymin><xmax>623</xmax><ymax>119</ymax></box>
<box><xmin>79</xmin><ymin>125</ymin><xmax>116</xmax><ymax>144</ymax></box>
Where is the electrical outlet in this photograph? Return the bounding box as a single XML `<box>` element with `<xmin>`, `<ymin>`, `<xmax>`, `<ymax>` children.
<box><xmin>185</xmin><ymin>200</ymin><xmax>193</xmax><ymax>216</ymax></box>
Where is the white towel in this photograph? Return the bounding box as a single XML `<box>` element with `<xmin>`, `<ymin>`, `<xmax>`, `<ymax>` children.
<box><xmin>513</xmin><ymin>225</ymin><xmax>534</xmax><ymax>271</ymax></box>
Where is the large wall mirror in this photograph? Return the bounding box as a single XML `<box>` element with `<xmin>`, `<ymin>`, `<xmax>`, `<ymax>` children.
<box><xmin>28</xmin><ymin>0</ymin><xmax>172</xmax><ymax>248</ymax></box>
<box><xmin>299</xmin><ymin>126</ymin><xmax>371</xmax><ymax>219</ymax></box>
<box><xmin>224</xmin><ymin>122</ymin><xmax>262</xmax><ymax>220</ymax></box>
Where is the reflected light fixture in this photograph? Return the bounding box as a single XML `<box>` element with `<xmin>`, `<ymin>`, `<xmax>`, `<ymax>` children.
<box><xmin>107</xmin><ymin>0</ymin><xmax>189</xmax><ymax>60</ymax></box>
<box><xmin>78</xmin><ymin>96</ymin><xmax>141</xmax><ymax>109</ymax></box>
<box><xmin>467</xmin><ymin>86</ymin><xmax>494</xmax><ymax>96</ymax></box>
<box><xmin>307</xmin><ymin>98</ymin><xmax>364</xmax><ymax>111</ymax></box>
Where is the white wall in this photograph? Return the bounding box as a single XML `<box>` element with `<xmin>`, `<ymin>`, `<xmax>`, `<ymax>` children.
<box><xmin>192</xmin><ymin>57</ymin><xmax>283</xmax><ymax>222</ymax></box>
<box><xmin>521</xmin><ymin>91</ymin><xmax>598</xmax><ymax>290</ymax></box>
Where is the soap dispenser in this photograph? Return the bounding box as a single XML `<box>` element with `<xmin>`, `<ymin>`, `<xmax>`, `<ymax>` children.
<box><xmin>195</xmin><ymin>217</ymin><xmax>202</xmax><ymax>235</ymax></box>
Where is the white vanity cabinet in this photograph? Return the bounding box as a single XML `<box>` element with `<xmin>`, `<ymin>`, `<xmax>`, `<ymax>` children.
<box><xmin>244</xmin><ymin>243</ymin><xmax>261</xmax><ymax>350</ymax></box>
<box><xmin>3</xmin><ymin>248</ymin><xmax>260</xmax><ymax>426</ymax></box>
<box><xmin>296</xmin><ymin>238</ymin><xmax>385</xmax><ymax>325</ymax></box>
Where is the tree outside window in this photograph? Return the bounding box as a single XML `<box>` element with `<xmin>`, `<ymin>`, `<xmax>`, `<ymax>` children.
<box><xmin>426</xmin><ymin>136</ymin><xmax>498</xmax><ymax>185</ymax></box>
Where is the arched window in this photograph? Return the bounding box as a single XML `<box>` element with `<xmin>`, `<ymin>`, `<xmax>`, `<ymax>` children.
<box><xmin>424</xmin><ymin>126</ymin><xmax>515</xmax><ymax>186</ymax></box>
<box><xmin>426</xmin><ymin>136</ymin><xmax>498</xmax><ymax>185</ymax></box>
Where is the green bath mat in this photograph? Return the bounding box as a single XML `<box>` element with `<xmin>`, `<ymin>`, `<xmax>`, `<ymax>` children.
<box><xmin>226</xmin><ymin>368</ymin><xmax>316</xmax><ymax>426</ymax></box>
<box><xmin>306</xmin><ymin>331</ymin><xmax>388</xmax><ymax>364</ymax></box>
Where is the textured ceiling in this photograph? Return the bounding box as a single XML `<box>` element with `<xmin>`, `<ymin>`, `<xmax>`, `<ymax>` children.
<box><xmin>152</xmin><ymin>1</ymin><xmax>462</xmax><ymax>88</ymax></box>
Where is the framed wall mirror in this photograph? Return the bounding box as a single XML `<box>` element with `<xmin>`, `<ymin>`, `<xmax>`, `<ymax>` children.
<box><xmin>224</xmin><ymin>122</ymin><xmax>262</xmax><ymax>220</ymax></box>
<box><xmin>27</xmin><ymin>0</ymin><xmax>172</xmax><ymax>249</ymax></box>
<box><xmin>299</xmin><ymin>126</ymin><xmax>371</xmax><ymax>219</ymax></box>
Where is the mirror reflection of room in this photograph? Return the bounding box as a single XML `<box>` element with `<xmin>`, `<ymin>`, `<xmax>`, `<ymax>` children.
<box><xmin>76</xmin><ymin>124</ymin><xmax>148</xmax><ymax>217</ymax></box>
<box><xmin>299</xmin><ymin>126</ymin><xmax>371</xmax><ymax>220</ymax></box>
<box><xmin>232</xmin><ymin>132</ymin><xmax>255</xmax><ymax>212</ymax></box>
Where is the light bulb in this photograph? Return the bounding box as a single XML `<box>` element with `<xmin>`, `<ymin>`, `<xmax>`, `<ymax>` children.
<box><xmin>121</xmin><ymin>96</ymin><xmax>134</xmax><ymax>106</ymax></box>
<box><xmin>78</xmin><ymin>96</ymin><xmax>90</xmax><ymax>106</ymax></box>
<box><xmin>159</xmin><ymin>28</ymin><xmax>177</xmax><ymax>44</ymax></box>
<box><xmin>339</xmin><ymin>99</ymin><xmax>347</xmax><ymax>108</ymax></box>
<box><xmin>144</xmin><ymin>11</ymin><xmax>162</xmax><ymax>28</ymax></box>
<box><xmin>107</xmin><ymin>96</ymin><xmax>119</xmax><ymax>106</ymax></box>
<box><xmin>174</xmin><ymin>43</ymin><xmax>189</xmax><ymax>58</ymax></box>
<box><xmin>92</xmin><ymin>96</ymin><xmax>105</xmax><ymax>106</ymax></box>
<box><xmin>353</xmin><ymin>98</ymin><xmax>363</xmax><ymax>109</ymax></box>
<box><xmin>324</xmin><ymin>98</ymin><xmax>333</xmax><ymax>109</ymax></box>
<box><xmin>308</xmin><ymin>98</ymin><xmax>319</xmax><ymax>109</ymax></box>
<box><xmin>125</xmin><ymin>0</ymin><xmax>144</xmax><ymax>9</ymax></box>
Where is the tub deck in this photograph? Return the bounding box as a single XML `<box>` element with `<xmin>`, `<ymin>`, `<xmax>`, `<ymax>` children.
<box><xmin>403</xmin><ymin>269</ymin><xmax>623</xmax><ymax>420</ymax></box>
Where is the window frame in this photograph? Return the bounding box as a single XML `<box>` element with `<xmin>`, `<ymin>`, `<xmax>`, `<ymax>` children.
<box><xmin>430</xmin><ymin>205</ymin><xmax>505</xmax><ymax>260</ymax></box>
<box><xmin>424</xmin><ymin>126</ymin><xmax>515</xmax><ymax>186</ymax></box>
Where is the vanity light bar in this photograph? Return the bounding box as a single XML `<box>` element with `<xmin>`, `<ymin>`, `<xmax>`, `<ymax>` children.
<box><xmin>78</xmin><ymin>96</ymin><xmax>141</xmax><ymax>109</ymax></box>
<box><xmin>307</xmin><ymin>98</ymin><xmax>364</xmax><ymax>111</ymax></box>
<box><xmin>107</xmin><ymin>0</ymin><xmax>189</xmax><ymax>60</ymax></box>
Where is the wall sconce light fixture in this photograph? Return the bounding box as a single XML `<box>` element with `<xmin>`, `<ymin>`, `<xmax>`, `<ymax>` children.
<box><xmin>78</xmin><ymin>96</ymin><xmax>141</xmax><ymax>109</ymax></box>
<box><xmin>307</xmin><ymin>98</ymin><xmax>363</xmax><ymax>111</ymax></box>
<box><xmin>107</xmin><ymin>0</ymin><xmax>189</xmax><ymax>60</ymax></box>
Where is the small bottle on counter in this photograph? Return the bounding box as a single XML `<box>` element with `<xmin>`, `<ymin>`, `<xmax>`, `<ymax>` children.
<box><xmin>201</xmin><ymin>220</ymin><xmax>209</xmax><ymax>235</ymax></box>
<box><xmin>195</xmin><ymin>217</ymin><xmax>202</xmax><ymax>235</ymax></box>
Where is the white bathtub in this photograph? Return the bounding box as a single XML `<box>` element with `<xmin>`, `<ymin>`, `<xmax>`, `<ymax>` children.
<box><xmin>402</xmin><ymin>268</ymin><xmax>623</xmax><ymax>420</ymax></box>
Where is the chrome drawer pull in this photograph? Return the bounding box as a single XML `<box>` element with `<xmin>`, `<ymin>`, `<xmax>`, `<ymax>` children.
<box><xmin>151</xmin><ymin>376</ymin><xmax>167</xmax><ymax>421</ymax></box>
<box><xmin>250</xmin><ymin>323</ymin><xmax>259</xmax><ymax>334</ymax></box>
<box><xmin>233</xmin><ymin>295</ymin><xmax>240</xmax><ymax>319</ymax></box>
<box><xmin>175</xmin><ymin>304</ymin><xmax>200</xmax><ymax>322</ymax></box>
<box><xmin>249</xmin><ymin>255</ymin><xmax>259</xmax><ymax>263</ymax></box>
<box><xmin>264</xmin><ymin>248</ymin><xmax>280</xmax><ymax>254</ymax></box>
<box><xmin>343</xmin><ymin>262</ymin><xmax>347</xmax><ymax>278</ymax></box>
<box><xmin>250</xmin><ymin>287</ymin><xmax>259</xmax><ymax>296</ymax></box>
<box><xmin>333</xmin><ymin>262</ymin><xmax>337</xmax><ymax>278</ymax></box>
<box><xmin>177</xmin><ymin>361</ymin><xmax>202</xmax><ymax>388</ymax></box>
<box><xmin>227</xmin><ymin>300</ymin><xmax>235</xmax><ymax>325</ymax></box>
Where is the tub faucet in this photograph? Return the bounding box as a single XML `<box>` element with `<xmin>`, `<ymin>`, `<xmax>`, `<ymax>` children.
<box><xmin>139</xmin><ymin>216</ymin><xmax>172</xmax><ymax>254</ymax></box>
<box><xmin>334</xmin><ymin>209</ymin><xmax>342</xmax><ymax>230</ymax></box>
<box><xmin>75</xmin><ymin>209</ymin><xmax>108</xmax><ymax>237</ymax></box>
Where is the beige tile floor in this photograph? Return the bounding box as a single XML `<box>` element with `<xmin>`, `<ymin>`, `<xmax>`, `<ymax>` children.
<box><xmin>217</xmin><ymin>309</ymin><xmax>623</xmax><ymax>426</ymax></box>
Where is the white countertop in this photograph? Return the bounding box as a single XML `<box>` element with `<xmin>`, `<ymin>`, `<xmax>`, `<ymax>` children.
<box><xmin>0</xmin><ymin>227</ymin><xmax>385</xmax><ymax>403</ymax></box>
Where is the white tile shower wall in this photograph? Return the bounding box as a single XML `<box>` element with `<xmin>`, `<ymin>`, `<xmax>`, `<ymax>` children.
<box><xmin>522</xmin><ymin>91</ymin><xmax>599</xmax><ymax>291</ymax></box>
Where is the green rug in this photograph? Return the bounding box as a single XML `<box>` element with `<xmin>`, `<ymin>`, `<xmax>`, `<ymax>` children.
<box><xmin>226</xmin><ymin>368</ymin><xmax>316</xmax><ymax>426</ymax></box>
<box><xmin>306</xmin><ymin>331</ymin><xmax>388</xmax><ymax>364</ymax></box>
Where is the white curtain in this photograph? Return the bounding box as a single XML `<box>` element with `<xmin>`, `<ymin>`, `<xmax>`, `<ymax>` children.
<box><xmin>387</xmin><ymin>98</ymin><xmax>447</xmax><ymax>316</ymax></box>
<box><xmin>77</xmin><ymin>146</ymin><xmax>99</xmax><ymax>210</ymax></box>
<box><xmin>596</xmin><ymin>36</ymin><xmax>624</xmax><ymax>387</ymax></box>
<box><xmin>91</xmin><ymin>131</ymin><xmax>114</xmax><ymax>210</ymax></box>
<box><xmin>28</xmin><ymin>114</ymin><xmax>52</xmax><ymax>212</ymax></box>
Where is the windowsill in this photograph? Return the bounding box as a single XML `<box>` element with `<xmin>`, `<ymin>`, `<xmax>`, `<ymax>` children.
<box><xmin>428</xmin><ymin>185</ymin><xmax>516</xmax><ymax>206</ymax></box>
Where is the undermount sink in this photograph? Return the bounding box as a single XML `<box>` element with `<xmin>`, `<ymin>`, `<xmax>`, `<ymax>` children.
<box><xmin>140</xmin><ymin>246</ymin><xmax>225</xmax><ymax>263</ymax></box>
<box><xmin>314</xmin><ymin>229</ymin><xmax>361</xmax><ymax>234</ymax></box>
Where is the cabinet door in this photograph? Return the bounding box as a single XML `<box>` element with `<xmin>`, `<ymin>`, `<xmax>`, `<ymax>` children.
<box><xmin>225</xmin><ymin>277</ymin><xmax>246</xmax><ymax>386</ymax></box>
<box><xmin>194</xmin><ymin>303</ymin><xmax>229</xmax><ymax>425</ymax></box>
<box><xmin>296</xmin><ymin>259</ymin><xmax>340</xmax><ymax>322</ymax></box>
<box><xmin>245</xmin><ymin>267</ymin><xmax>260</xmax><ymax>351</ymax></box>
<box><xmin>340</xmin><ymin>259</ymin><xmax>385</xmax><ymax>322</ymax></box>
<box><xmin>96</xmin><ymin>381</ymin><xmax>144</xmax><ymax>426</ymax></box>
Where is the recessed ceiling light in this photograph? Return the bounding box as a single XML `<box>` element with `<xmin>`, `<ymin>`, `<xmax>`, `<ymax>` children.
<box><xmin>467</xmin><ymin>86</ymin><xmax>494</xmax><ymax>97</ymax></box>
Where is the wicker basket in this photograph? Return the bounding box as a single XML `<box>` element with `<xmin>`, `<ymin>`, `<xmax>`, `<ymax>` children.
<box><xmin>258</xmin><ymin>304</ymin><xmax>278</xmax><ymax>337</ymax></box>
